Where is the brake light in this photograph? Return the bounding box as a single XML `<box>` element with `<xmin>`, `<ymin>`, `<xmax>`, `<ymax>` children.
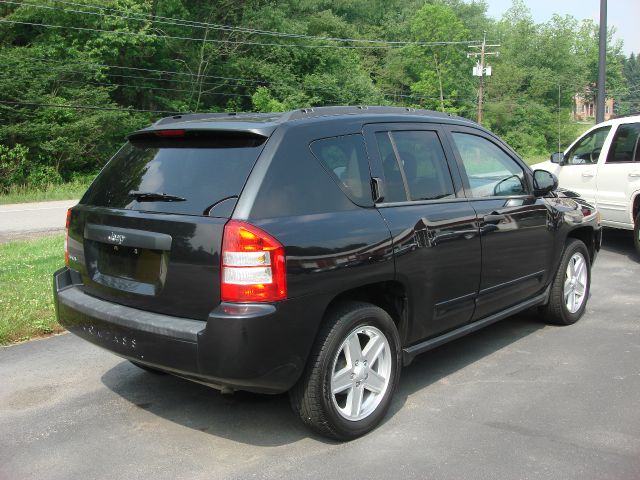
<box><xmin>221</xmin><ymin>220</ymin><xmax>286</xmax><ymax>303</ymax></box>
<box><xmin>155</xmin><ymin>129</ymin><xmax>185</xmax><ymax>137</ymax></box>
<box><xmin>64</xmin><ymin>208</ymin><xmax>71</xmax><ymax>266</ymax></box>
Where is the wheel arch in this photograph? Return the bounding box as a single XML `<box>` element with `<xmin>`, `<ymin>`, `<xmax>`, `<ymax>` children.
<box><xmin>632</xmin><ymin>190</ymin><xmax>640</xmax><ymax>223</ymax></box>
<box><xmin>322</xmin><ymin>280</ymin><xmax>409</xmax><ymax>346</ymax></box>
<box><xmin>566</xmin><ymin>226</ymin><xmax>597</xmax><ymax>263</ymax></box>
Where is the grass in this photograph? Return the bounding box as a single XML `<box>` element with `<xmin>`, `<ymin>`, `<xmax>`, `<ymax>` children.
<box><xmin>522</xmin><ymin>154</ymin><xmax>549</xmax><ymax>166</ymax></box>
<box><xmin>0</xmin><ymin>178</ymin><xmax>92</xmax><ymax>205</ymax></box>
<box><xmin>0</xmin><ymin>234</ymin><xmax>66</xmax><ymax>345</ymax></box>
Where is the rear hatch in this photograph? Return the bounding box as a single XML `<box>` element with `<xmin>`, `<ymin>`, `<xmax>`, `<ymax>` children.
<box><xmin>67</xmin><ymin>129</ymin><xmax>268</xmax><ymax>320</ymax></box>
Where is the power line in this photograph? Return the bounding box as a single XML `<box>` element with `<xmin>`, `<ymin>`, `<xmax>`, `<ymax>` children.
<box><xmin>6</xmin><ymin>0</ymin><xmax>481</xmax><ymax>48</ymax></box>
<box><xmin>0</xmin><ymin>17</ymin><xmax>479</xmax><ymax>50</ymax></box>
<box><xmin>0</xmin><ymin>99</ymin><xmax>184</xmax><ymax>113</ymax></box>
<box><xmin>0</xmin><ymin>73</ymin><xmax>255</xmax><ymax>97</ymax></box>
<box><xmin>0</xmin><ymin>57</ymin><xmax>269</xmax><ymax>86</ymax></box>
<box><xmin>5</xmin><ymin>55</ymin><xmax>480</xmax><ymax>102</ymax></box>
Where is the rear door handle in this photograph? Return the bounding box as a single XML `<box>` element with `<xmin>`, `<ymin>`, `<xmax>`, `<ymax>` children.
<box><xmin>582</xmin><ymin>172</ymin><xmax>595</xmax><ymax>178</ymax></box>
<box><xmin>483</xmin><ymin>214</ymin><xmax>506</xmax><ymax>224</ymax></box>
<box><xmin>371</xmin><ymin>177</ymin><xmax>385</xmax><ymax>203</ymax></box>
<box><xmin>629</xmin><ymin>171</ymin><xmax>640</xmax><ymax>178</ymax></box>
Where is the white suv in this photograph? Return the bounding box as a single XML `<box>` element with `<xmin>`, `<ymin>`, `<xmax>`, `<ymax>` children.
<box><xmin>533</xmin><ymin>114</ymin><xmax>640</xmax><ymax>254</ymax></box>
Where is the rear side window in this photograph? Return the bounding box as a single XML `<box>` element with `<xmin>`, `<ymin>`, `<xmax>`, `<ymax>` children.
<box><xmin>310</xmin><ymin>134</ymin><xmax>372</xmax><ymax>205</ymax></box>
<box><xmin>606</xmin><ymin>123</ymin><xmax>640</xmax><ymax>163</ymax></box>
<box><xmin>81</xmin><ymin>134</ymin><xmax>266</xmax><ymax>216</ymax></box>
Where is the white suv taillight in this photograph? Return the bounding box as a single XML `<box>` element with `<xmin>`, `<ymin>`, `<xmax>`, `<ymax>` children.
<box><xmin>221</xmin><ymin>220</ymin><xmax>287</xmax><ymax>302</ymax></box>
<box><xmin>64</xmin><ymin>208</ymin><xmax>71</xmax><ymax>266</ymax></box>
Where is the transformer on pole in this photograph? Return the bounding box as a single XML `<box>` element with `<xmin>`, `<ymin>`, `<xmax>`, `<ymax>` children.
<box><xmin>468</xmin><ymin>32</ymin><xmax>499</xmax><ymax>125</ymax></box>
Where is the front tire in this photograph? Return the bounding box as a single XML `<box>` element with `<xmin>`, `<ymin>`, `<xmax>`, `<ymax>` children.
<box><xmin>541</xmin><ymin>239</ymin><xmax>591</xmax><ymax>325</ymax></box>
<box><xmin>290</xmin><ymin>301</ymin><xmax>401</xmax><ymax>441</ymax></box>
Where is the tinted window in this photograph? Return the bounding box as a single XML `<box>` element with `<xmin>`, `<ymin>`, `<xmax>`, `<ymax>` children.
<box><xmin>565</xmin><ymin>126</ymin><xmax>611</xmax><ymax>165</ymax></box>
<box><xmin>451</xmin><ymin>133</ymin><xmax>527</xmax><ymax>198</ymax></box>
<box><xmin>375</xmin><ymin>132</ymin><xmax>407</xmax><ymax>202</ymax></box>
<box><xmin>310</xmin><ymin>134</ymin><xmax>371</xmax><ymax>205</ymax></box>
<box><xmin>391</xmin><ymin>131</ymin><xmax>454</xmax><ymax>201</ymax></box>
<box><xmin>606</xmin><ymin>123</ymin><xmax>640</xmax><ymax>163</ymax></box>
<box><xmin>249</xmin><ymin>138</ymin><xmax>358</xmax><ymax>219</ymax></box>
<box><xmin>82</xmin><ymin>137</ymin><xmax>265</xmax><ymax>216</ymax></box>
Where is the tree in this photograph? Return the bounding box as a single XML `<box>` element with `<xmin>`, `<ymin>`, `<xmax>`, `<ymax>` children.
<box><xmin>403</xmin><ymin>3</ymin><xmax>473</xmax><ymax>113</ymax></box>
<box><xmin>618</xmin><ymin>53</ymin><xmax>640</xmax><ymax>114</ymax></box>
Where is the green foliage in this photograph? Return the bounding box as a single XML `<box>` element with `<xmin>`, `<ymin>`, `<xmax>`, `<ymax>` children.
<box><xmin>0</xmin><ymin>176</ymin><xmax>93</xmax><ymax>205</ymax></box>
<box><xmin>618</xmin><ymin>53</ymin><xmax>640</xmax><ymax>114</ymax></box>
<box><xmin>0</xmin><ymin>0</ymin><xmax>634</xmax><ymax>187</ymax></box>
<box><xmin>0</xmin><ymin>143</ymin><xmax>29</xmax><ymax>189</ymax></box>
<box><xmin>404</xmin><ymin>3</ymin><xmax>472</xmax><ymax>113</ymax></box>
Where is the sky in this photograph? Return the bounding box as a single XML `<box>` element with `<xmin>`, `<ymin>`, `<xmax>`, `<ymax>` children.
<box><xmin>485</xmin><ymin>0</ymin><xmax>639</xmax><ymax>56</ymax></box>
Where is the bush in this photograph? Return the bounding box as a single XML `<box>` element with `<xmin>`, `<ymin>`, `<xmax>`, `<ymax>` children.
<box><xmin>26</xmin><ymin>164</ymin><xmax>63</xmax><ymax>189</ymax></box>
<box><xmin>0</xmin><ymin>144</ymin><xmax>30</xmax><ymax>191</ymax></box>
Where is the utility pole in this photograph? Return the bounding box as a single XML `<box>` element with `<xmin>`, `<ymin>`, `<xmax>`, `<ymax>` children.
<box><xmin>596</xmin><ymin>0</ymin><xmax>607</xmax><ymax>123</ymax></box>
<box><xmin>468</xmin><ymin>32</ymin><xmax>499</xmax><ymax>125</ymax></box>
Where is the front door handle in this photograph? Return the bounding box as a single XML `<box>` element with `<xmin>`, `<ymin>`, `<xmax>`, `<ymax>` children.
<box><xmin>582</xmin><ymin>171</ymin><xmax>595</xmax><ymax>178</ymax></box>
<box><xmin>629</xmin><ymin>171</ymin><xmax>640</xmax><ymax>178</ymax></box>
<box><xmin>483</xmin><ymin>214</ymin><xmax>506</xmax><ymax>224</ymax></box>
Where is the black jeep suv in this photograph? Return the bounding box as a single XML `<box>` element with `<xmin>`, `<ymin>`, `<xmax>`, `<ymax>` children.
<box><xmin>54</xmin><ymin>106</ymin><xmax>601</xmax><ymax>440</ymax></box>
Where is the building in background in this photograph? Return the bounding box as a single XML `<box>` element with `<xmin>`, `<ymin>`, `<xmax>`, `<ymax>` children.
<box><xmin>574</xmin><ymin>93</ymin><xmax>614</xmax><ymax>121</ymax></box>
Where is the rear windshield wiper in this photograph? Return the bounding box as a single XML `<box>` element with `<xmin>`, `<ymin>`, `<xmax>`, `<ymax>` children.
<box><xmin>128</xmin><ymin>191</ymin><xmax>186</xmax><ymax>202</ymax></box>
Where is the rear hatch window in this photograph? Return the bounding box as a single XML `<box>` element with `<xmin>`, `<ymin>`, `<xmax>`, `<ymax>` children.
<box><xmin>81</xmin><ymin>131</ymin><xmax>267</xmax><ymax>216</ymax></box>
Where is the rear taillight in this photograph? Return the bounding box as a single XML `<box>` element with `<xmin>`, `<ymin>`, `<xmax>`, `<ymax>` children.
<box><xmin>221</xmin><ymin>220</ymin><xmax>286</xmax><ymax>303</ymax></box>
<box><xmin>64</xmin><ymin>208</ymin><xmax>71</xmax><ymax>266</ymax></box>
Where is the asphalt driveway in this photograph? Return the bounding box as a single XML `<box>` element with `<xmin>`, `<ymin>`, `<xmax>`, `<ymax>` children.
<box><xmin>1</xmin><ymin>229</ymin><xmax>639</xmax><ymax>480</ymax></box>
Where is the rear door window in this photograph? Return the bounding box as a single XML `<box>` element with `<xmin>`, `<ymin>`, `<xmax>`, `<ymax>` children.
<box><xmin>391</xmin><ymin>131</ymin><xmax>455</xmax><ymax>201</ymax></box>
<box><xmin>374</xmin><ymin>132</ymin><xmax>407</xmax><ymax>203</ymax></box>
<box><xmin>606</xmin><ymin>123</ymin><xmax>640</xmax><ymax>163</ymax></box>
<box><xmin>310</xmin><ymin>134</ymin><xmax>372</xmax><ymax>205</ymax></box>
<box><xmin>373</xmin><ymin>130</ymin><xmax>455</xmax><ymax>202</ymax></box>
<box><xmin>81</xmin><ymin>133</ymin><xmax>266</xmax><ymax>216</ymax></box>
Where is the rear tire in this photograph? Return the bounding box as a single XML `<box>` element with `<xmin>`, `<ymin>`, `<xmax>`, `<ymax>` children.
<box><xmin>541</xmin><ymin>239</ymin><xmax>591</xmax><ymax>325</ymax></box>
<box><xmin>289</xmin><ymin>301</ymin><xmax>401</xmax><ymax>441</ymax></box>
<box><xmin>634</xmin><ymin>213</ymin><xmax>640</xmax><ymax>256</ymax></box>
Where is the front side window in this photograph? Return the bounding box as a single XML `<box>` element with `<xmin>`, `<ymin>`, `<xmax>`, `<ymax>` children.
<box><xmin>606</xmin><ymin>123</ymin><xmax>640</xmax><ymax>163</ymax></box>
<box><xmin>565</xmin><ymin>126</ymin><xmax>611</xmax><ymax>165</ymax></box>
<box><xmin>451</xmin><ymin>132</ymin><xmax>527</xmax><ymax>198</ymax></box>
<box><xmin>310</xmin><ymin>134</ymin><xmax>372</xmax><ymax>205</ymax></box>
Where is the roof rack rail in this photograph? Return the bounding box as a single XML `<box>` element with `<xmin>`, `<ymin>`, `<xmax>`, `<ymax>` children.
<box><xmin>287</xmin><ymin>105</ymin><xmax>452</xmax><ymax>120</ymax></box>
<box><xmin>153</xmin><ymin>112</ymin><xmax>277</xmax><ymax>126</ymax></box>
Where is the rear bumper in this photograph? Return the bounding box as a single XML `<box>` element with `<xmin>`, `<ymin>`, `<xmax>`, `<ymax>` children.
<box><xmin>54</xmin><ymin>267</ymin><xmax>323</xmax><ymax>393</ymax></box>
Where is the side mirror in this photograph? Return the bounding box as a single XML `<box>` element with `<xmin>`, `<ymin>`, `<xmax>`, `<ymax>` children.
<box><xmin>533</xmin><ymin>170</ymin><xmax>558</xmax><ymax>197</ymax></box>
<box><xmin>550</xmin><ymin>152</ymin><xmax>565</xmax><ymax>164</ymax></box>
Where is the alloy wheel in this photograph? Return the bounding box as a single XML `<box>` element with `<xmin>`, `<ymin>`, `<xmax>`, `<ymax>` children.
<box><xmin>330</xmin><ymin>326</ymin><xmax>392</xmax><ymax>422</ymax></box>
<box><xmin>564</xmin><ymin>252</ymin><xmax>588</xmax><ymax>314</ymax></box>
